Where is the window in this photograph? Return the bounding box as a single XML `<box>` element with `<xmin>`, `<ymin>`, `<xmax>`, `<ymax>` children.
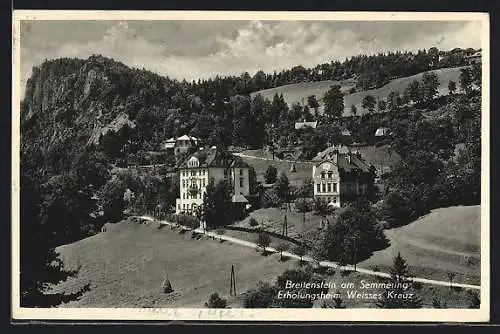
<box><xmin>333</xmin><ymin>197</ymin><xmax>337</xmax><ymax>203</ymax></box>
<box><xmin>183</xmin><ymin>193</ymin><xmax>185</xmax><ymax>199</ymax></box>
<box><xmin>240</xmin><ymin>169</ymin><xmax>243</xmax><ymax>176</ymax></box>
<box><xmin>328</xmin><ymin>172</ymin><xmax>332</xmax><ymax>179</ymax></box>
<box><xmin>333</xmin><ymin>183</ymin><xmax>338</xmax><ymax>192</ymax></box>
<box><xmin>327</xmin><ymin>183</ymin><xmax>332</xmax><ymax>192</ymax></box>
<box><xmin>322</xmin><ymin>183</ymin><xmax>326</xmax><ymax>192</ymax></box>
<box><xmin>317</xmin><ymin>183</ymin><xmax>321</xmax><ymax>193</ymax></box>
<box><xmin>321</xmin><ymin>172</ymin><xmax>325</xmax><ymax>179</ymax></box>
<box><xmin>202</xmin><ymin>179</ymin><xmax>206</xmax><ymax>187</ymax></box>
<box><xmin>177</xmin><ymin>204</ymin><xmax>180</xmax><ymax>210</ymax></box>
<box><xmin>239</xmin><ymin>177</ymin><xmax>244</xmax><ymax>187</ymax></box>
<box><xmin>210</xmin><ymin>178</ymin><xmax>215</xmax><ymax>185</ymax></box>
<box><xmin>182</xmin><ymin>180</ymin><xmax>185</xmax><ymax>188</ymax></box>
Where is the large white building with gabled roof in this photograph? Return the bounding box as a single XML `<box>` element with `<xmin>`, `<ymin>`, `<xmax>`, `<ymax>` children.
<box><xmin>175</xmin><ymin>146</ymin><xmax>250</xmax><ymax>215</ymax></box>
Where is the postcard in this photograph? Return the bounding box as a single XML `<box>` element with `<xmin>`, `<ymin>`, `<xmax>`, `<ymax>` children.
<box><xmin>11</xmin><ymin>10</ymin><xmax>490</xmax><ymax>322</ymax></box>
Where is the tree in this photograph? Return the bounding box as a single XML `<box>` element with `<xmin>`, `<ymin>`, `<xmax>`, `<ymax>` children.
<box><xmin>447</xmin><ymin>271</ymin><xmax>456</xmax><ymax>289</ymax></box>
<box><xmin>323</xmin><ymin>85</ymin><xmax>344</xmax><ymax>119</ymax></box>
<box><xmin>421</xmin><ymin>71</ymin><xmax>440</xmax><ymax>103</ymax></box>
<box><xmin>276</xmin><ymin>242</ymin><xmax>290</xmax><ymax>261</ymax></box>
<box><xmin>390</xmin><ymin>252</ymin><xmax>411</xmax><ymax>281</ymax></box>
<box><xmin>294</xmin><ymin>198</ymin><xmax>311</xmax><ymax>227</ymax></box>
<box><xmin>362</xmin><ymin>95</ymin><xmax>376</xmax><ymax>114</ymax></box>
<box><xmin>406</xmin><ymin>80</ymin><xmax>423</xmax><ymax>104</ymax></box>
<box><xmin>448</xmin><ymin>80</ymin><xmax>457</xmax><ymax>95</ymax></box>
<box><xmin>256</xmin><ymin>229</ymin><xmax>271</xmax><ymax>254</ymax></box>
<box><xmin>350</xmin><ymin>104</ymin><xmax>357</xmax><ymax>116</ymax></box>
<box><xmin>314</xmin><ymin>197</ymin><xmax>330</xmax><ymax>218</ymax></box>
<box><xmin>307</xmin><ymin>95</ymin><xmax>319</xmax><ymax>111</ymax></box>
<box><xmin>293</xmin><ymin>243</ymin><xmax>307</xmax><ymax>263</ymax></box>
<box><xmin>205</xmin><ymin>293</ymin><xmax>227</xmax><ymax>308</ymax></box>
<box><xmin>318</xmin><ymin>199</ymin><xmax>388</xmax><ymax>264</ymax></box>
<box><xmin>202</xmin><ymin>180</ymin><xmax>232</xmax><ymax>228</ymax></box>
<box><xmin>377</xmin><ymin>99</ymin><xmax>387</xmax><ymax>112</ymax></box>
<box><xmin>387</xmin><ymin>91</ymin><xmax>401</xmax><ymax>111</ymax></box>
<box><xmin>275</xmin><ymin>172</ymin><xmax>290</xmax><ymax>204</ymax></box>
<box><xmin>20</xmin><ymin>173</ymin><xmax>90</xmax><ymax>307</ymax></box>
<box><xmin>264</xmin><ymin>165</ymin><xmax>278</xmax><ymax>184</ymax></box>
<box><xmin>376</xmin><ymin>253</ymin><xmax>423</xmax><ymax>309</ymax></box>
<box><xmin>295</xmin><ymin>178</ymin><xmax>313</xmax><ymax>198</ymax></box>
<box><xmin>460</xmin><ymin>67</ymin><xmax>473</xmax><ymax>94</ymax></box>
<box><xmin>243</xmin><ymin>282</ymin><xmax>278</xmax><ymax>308</ymax></box>
<box><xmin>99</xmin><ymin>177</ymin><xmax>127</xmax><ymax>223</ymax></box>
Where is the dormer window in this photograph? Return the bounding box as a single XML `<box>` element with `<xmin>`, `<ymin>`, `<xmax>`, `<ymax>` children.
<box><xmin>321</xmin><ymin>172</ymin><xmax>325</xmax><ymax>179</ymax></box>
<box><xmin>188</xmin><ymin>157</ymin><xmax>199</xmax><ymax>168</ymax></box>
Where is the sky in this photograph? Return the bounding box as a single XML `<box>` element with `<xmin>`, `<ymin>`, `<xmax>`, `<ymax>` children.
<box><xmin>19</xmin><ymin>20</ymin><xmax>482</xmax><ymax>96</ymax></box>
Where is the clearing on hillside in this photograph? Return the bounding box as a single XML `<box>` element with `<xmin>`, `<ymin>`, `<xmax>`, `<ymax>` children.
<box><xmin>360</xmin><ymin>205</ymin><xmax>481</xmax><ymax>285</ymax></box>
<box><xmin>251</xmin><ymin>67</ymin><xmax>467</xmax><ymax>117</ymax></box>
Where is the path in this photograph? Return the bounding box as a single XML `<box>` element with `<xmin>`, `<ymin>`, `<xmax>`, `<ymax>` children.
<box><xmin>136</xmin><ymin>215</ymin><xmax>481</xmax><ymax>291</ymax></box>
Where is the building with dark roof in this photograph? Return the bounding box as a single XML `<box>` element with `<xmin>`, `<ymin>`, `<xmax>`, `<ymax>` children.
<box><xmin>176</xmin><ymin>146</ymin><xmax>251</xmax><ymax>215</ymax></box>
<box><xmin>312</xmin><ymin>145</ymin><xmax>376</xmax><ymax>207</ymax></box>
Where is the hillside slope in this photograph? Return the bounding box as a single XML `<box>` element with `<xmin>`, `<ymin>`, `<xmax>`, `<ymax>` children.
<box><xmin>48</xmin><ymin>219</ymin><xmax>297</xmax><ymax>308</ymax></box>
<box><xmin>251</xmin><ymin>67</ymin><xmax>466</xmax><ymax>117</ymax></box>
<box><xmin>360</xmin><ymin>205</ymin><xmax>481</xmax><ymax>285</ymax></box>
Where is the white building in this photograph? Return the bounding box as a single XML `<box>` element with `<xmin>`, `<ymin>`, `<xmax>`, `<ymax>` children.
<box><xmin>161</xmin><ymin>134</ymin><xmax>200</xmax><ymax>156</ymax></box>
<box><xmin>312</xmin><ymin>146</ymin><xmax>375</xmax><ymax>208</ymax></box>
<box><xmin>176</xmin><ymin>146</ymin><xmax>250</xmax><ymax>215</ymax></box>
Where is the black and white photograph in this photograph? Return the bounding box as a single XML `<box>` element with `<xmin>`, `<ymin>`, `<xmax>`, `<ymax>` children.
<box><xmin>12</xmin><ymin>11</ymin><xmax>489</xmax><ymax>321</ymax></box>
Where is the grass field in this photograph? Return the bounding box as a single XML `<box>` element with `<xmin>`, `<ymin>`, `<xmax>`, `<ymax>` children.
<box><xmin>232</xmin><ymin>207</ymin><xmax>329</xmax><ymax>241</ymax></box>
<box><xmin>47</xmin><ymin>208</ymin><xmax>479</xmax><ymax>309</ymax></box>
<box><xmin>251</xmin><ymin>67</ymin><xmax>466</xmax><ymax>117</ymax></box>
<box><xmin>238</xmin><ymin>150</ymin><xmax>313</xmax><ymax>187</ymax></box>
<box><xmin>49</xmin><ymin>219</ymin><xmax>297</xmax><ymax>308</ymax></box>
<box><xmin>360</xmin><ymin>205</ymin><xmax>481</xmax><ymax>285</ymax></box>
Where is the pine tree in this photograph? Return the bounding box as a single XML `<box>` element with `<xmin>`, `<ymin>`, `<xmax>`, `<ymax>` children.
<box><xmin>376</xmin><ymin>252</ymin><xmax>423</xmax><ymax>309</ymax></box>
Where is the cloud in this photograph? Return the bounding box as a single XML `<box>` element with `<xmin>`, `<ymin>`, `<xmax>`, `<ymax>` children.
<box><xmin>20</xmin><ymin>20</ymin><xmax>483</xmax><ymax>98</ymax></box>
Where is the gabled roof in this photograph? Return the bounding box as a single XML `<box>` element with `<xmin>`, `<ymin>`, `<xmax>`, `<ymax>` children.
<box><xmin>295</xmin><ymin>121</ymin><xmax>318</xmax><ymax>130</ymax></box>
<box><xmin>231</xmin><ymin>194</ymin><xmax>249</xmax><ymax>203</ymax></box>
<box><xmin>177</xmin><ymin>134</ymin><xmax>198</xmax><ymax>141</ymax></box>
<box><xmin>179</xmin><ymin>146</ymin><xmax>249</xmax><ymax>169</ymax></box>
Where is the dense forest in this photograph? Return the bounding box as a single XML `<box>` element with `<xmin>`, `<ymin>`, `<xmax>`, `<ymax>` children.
<box><xmin>19</xmin><ymin>46</ymin><xmax>481</xmax><ymax>306</ymax></box>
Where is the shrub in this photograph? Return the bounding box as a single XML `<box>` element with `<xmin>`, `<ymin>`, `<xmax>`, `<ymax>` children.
<box><xmin>243</xmin><ymin>282</ymin><xmax>277</xmax><ymax>308</ymax></box>
<box><xmin>177</xmin><ymin>214</ymin><xmax>199</xmax><ymax>229</ymax></box>
<box><xmin>205</xmin><ymin>293</ymin><xmax>227</xmax><ymax>308</ymax></box>
<box><xmin>264</xmin><ymin>165</ymin><xmax>278</xmax><ymax>184</ymax></box>
<box><xmin>249</xmin><ymin>217</ymin><xmax>259</xmax><ymax>227</ymax></box>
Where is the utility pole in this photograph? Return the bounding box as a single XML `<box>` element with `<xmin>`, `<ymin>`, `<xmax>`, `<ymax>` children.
<box><xmin>229</xmin><ymin>264</ymin><xmax>236</xmax><ymax>296</ymax></box>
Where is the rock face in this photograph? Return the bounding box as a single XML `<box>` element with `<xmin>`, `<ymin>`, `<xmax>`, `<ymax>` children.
<box><xmin>20</xmin><ymin>55</ymin><xmax>175</xmax><ymax>177</ymax></box>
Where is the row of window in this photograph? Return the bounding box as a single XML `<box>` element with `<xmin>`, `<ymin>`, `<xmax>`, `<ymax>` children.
<box><xmin>320</xmin><ymin>171</ymin><xmax>336</xmax><ymax>179</ymax></box>
<box><xmin>181</xmin><ymin>169</ymin><xmax>207</xmax><ymax>177</ymax></box>
<box><xmin>182</xmin><ymin>178</ymin><xmax>206</xmax><ymax>188</ymax></box>
<box><xmin>182</xmin><ymin>191</ymin><xmax>206</xmax><ymax>200</ymax></box>
<box><xmin>223</xmin><ymin>169</ymin><xmax>245</xmax><ymax>177</ymax></box>
<box><xmin>178</xmin><ymin>203</ymin><xmax>197</xmax><ymax>210</ymax></box>
<box><xmin>316</xmin><ymin>182</ymin><xmax>338</xmax><ymax>193</ymax></box>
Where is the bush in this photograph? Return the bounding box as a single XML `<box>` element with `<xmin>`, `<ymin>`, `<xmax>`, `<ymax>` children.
<box><xmin>264</xmin><ymin>165</ymin><xmax>278</xmax><ymax>184</ymax></box>
<box><xmin>205</xmin><ymin>293</ymin><xmax>227</xmax><ymax>308</ymax></box>
<box><xmin>249</xmin><ymin>217</ymin><xmax>259</xmax><ymax>227</ymax></box>
<box><xmin>243</xmin><ymin>282</ymin><xmax>277</xmax><ymax>308</ymax></box>
<box><xmin>177</xmin><ymin>214</ymin><xmax>199</xmax><ymax>229</ymax></box>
